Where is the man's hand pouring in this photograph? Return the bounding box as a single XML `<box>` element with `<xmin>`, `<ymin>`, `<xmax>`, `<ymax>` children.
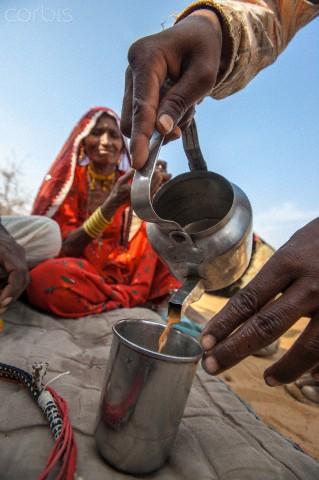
<box><xmin>121</xmin><ymin>9</ymin><xmax>222</xmax><ymax>169</ymax></box>
<box><xmin>201</xmin><ymin>218</ymin><xmax>319</xmax><ymax>387</ymax></box>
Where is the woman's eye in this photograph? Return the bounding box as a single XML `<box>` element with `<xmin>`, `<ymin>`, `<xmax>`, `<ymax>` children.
<box><xmin>111</xmin><ymin>131</ymin><xmax>120</xmax><ymax>139</ymax></box>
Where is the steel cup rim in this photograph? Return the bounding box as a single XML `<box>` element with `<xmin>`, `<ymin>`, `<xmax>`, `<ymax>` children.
<box><xmin>112</xmin><ymin>319</ymin><xmax>203</xmax><ymax>363</ymax></box>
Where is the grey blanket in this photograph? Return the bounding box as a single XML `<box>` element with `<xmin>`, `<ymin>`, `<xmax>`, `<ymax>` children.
<box><xmin>0</xmin><ymin>302</ymin><xmax>318</xmax><ymax>480</ymax></box>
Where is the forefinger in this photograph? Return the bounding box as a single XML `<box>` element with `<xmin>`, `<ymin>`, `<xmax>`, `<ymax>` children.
<box><xmin>130</xmin><ymin>64</ymin><xmax>165</xmax><ymax>169</ymax></box>
<box><xmin>120</xmin><ymin>67</ymin><xmax>133</xmax><ymax>138</ymax></box>
<box><xmin>202</xmin><ymin>277</ymin><xmax>315</xmax><ymax>375</ymax></box>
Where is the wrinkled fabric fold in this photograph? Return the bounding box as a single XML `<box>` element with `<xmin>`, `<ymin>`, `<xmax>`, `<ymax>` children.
<box><xmin>177</xmin><ymin>1</ymin><xmax>319</xmax><ymax>99</ymax></box>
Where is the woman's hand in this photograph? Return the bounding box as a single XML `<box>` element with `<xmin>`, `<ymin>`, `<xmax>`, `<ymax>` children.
<box><xmin>201</xmin><ymin>218</ymin><xmax>319</xmax><ymax>387</ymax></box>
<box><xmin>121</xmin><ymin>10</ymin><xmax>222</xmax><ymax>169</ymax></box>
<box><xmin>62</xmin><ymin>170</ymin><xmax>135</xmax><ymax>257</ymax></box>
<box><xmin>102</xmin><ymin>169</ymin><xmax>135</xmax><ymax>214</ymax></box>
<box><xmin>151</xmin><ymin>162</ymin><xmax>172</xmax><ymax>197</ymax></box>
<box><xmin>0</xmin><ymin>225</ymin><xmax>29</xmax><ymax>313</ymax></box>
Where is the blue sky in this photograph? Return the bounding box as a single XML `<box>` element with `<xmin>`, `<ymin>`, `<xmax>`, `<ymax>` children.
<box><xmin>0</xmin><ymin>1</ymin><xmax>318</xmax><ymax>248</ymax></box>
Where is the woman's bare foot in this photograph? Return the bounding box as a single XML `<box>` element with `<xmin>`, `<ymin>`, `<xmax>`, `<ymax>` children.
<box><xmin>253</xmin><ymin>339</ymin><xmax>280</xmax><ymax>358</ymax></box>
<box><xmin>285</xmin><ymin>373</ymin><xmax>319</xmax><ymax>405</ymax></box>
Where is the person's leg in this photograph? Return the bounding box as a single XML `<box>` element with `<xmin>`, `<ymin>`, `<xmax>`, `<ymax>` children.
<box><xmin>27</xmin><ymin>257</ymin><xmax>120</xmax><ymax>317</ymax></box>
<box><xmin>2</xmin><ymin>215</ymin><xmax>61</xmax><ymax>268</ymax></box>
<box><xmin>285</xmin><ymin>368</ymin><xmax>319</xmax><ymax>406</ymax></box>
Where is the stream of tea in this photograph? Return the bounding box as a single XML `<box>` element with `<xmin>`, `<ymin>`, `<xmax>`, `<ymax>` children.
<box><xmin>158</xmin><ymin>309</ymin><xmax>181</xmax><ymax>353</ymax></box>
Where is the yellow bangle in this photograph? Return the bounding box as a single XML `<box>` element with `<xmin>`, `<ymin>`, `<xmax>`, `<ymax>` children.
<box><xmin>83</xmin><ymin>207</ymin><xmax>113</xmax><ymax>239</ymax></box>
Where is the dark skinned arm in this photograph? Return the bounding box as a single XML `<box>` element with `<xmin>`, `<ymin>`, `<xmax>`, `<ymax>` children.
<box><xmin>201</xmin><ymin>218</ymin><xmax>319</xmax><ymax>386</ymax></box>
<box><xmin>0</xmin><ymin>220</ymin><xmax>29</xmax><ymax>313</ymax></box>
<box><xmin>62</xmin><ymin>170</ymin><xmax>134</xmax><ymax>257</ymax></box>
<box><xmin>121</xmin><ymin>2</ymin><xmax>319</xmax><ymax>169</ymax></box>
<box><xmin>121</xmin><ymin>9</ymin><xmax>222</xmax><ymax>169</ymax></box>
<box><xmin>120</xmin><ymin>1</ymin><xmax>319</xmax><ymax>385</ymax></box>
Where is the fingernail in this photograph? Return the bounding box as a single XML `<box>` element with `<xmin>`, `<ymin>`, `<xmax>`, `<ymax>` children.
<box><xmin>1</xmin><ymin>297</ymin><xmax>13</xmax><ymax>307</ymax></box>
<box><xmin>265</xmin><ymin>376</ymin><xmax>282</xmax><ymax>387</ymax></box>
<box><xmin>203</xmin><ymin>356</ymin><xmax>220</xmax><ymax>375</ymax></box>
<box><xmin>201</xmin><ymin>334</ymin><xmax>216</xmax><ymax>350</ymax></box>
<box><xmin>158</xmin><ymin>114</ymin><xmax>174</xmax><ymax>134</ymax></box>
<box><xmin>171</xmin><ymin>127</ymin><xmax>182</xmax><ymax>139</ymax></box>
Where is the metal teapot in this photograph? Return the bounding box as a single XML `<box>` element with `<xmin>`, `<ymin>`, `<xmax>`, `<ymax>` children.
<box><xmin>131</xmin><ymin>119</ymin><xmax>253</xmax><ymax>314</ymax></box>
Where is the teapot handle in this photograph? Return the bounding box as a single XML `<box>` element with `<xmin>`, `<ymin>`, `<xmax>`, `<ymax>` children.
<box><xmin>182</xmin><ymin>119</ymin><xmax>208</xmax><ymax>172</ymax></box>
<box><xmin>130</xmin><ymin>130</ymin><xmax>182</xmax><ymax>231</ymax></box>
<box><xmin>130</xmin><ymin>118</ymin><xmax>206</xmax><ymax>229</ymax></box>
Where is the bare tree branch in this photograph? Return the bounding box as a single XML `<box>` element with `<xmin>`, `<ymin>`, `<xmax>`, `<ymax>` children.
<box><xmin>0</xmin><ymin>152</ymin><xmax>31</xmax><ymax>215</ymax></box>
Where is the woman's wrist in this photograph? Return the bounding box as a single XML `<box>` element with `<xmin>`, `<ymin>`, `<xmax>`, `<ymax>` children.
<box><xmin>82</xmin><ymin>206</ymin><xmax>114</xmax><ymax>239</ymax></box>
<box><xmin>100</xmin><ymin>197</ymin><xmax>118</xmax><ymax>219</ymax></box>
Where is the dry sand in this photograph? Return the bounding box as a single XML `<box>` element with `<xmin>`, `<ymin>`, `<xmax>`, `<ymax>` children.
<box><xmin>189</xmin><ymin>293</ymin><xmax>319</xmax><ymax>460</ymax></box>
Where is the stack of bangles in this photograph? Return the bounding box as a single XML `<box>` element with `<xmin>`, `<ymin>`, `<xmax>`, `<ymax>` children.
<box><xmin>83</xmin><ymin>207</ymin><xmax>113</xmax><ymax>238</ymax></box>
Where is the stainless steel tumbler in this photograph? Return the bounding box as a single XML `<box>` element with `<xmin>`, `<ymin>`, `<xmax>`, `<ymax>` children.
<box><xmin>95</xmin><ymin>319</ymin><xmax>203</xmax><ymax>474</ymax></box>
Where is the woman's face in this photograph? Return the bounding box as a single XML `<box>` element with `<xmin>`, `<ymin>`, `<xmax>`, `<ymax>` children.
<box><xmin>83</xmin><ymin>114</ymin><xmax>123</xmax><ymax>169</ymax></box>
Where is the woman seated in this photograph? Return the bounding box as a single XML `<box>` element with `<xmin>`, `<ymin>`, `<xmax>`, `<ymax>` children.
<box><xmin>27</xmin><ymin>107</ymin><xmax>180</xmax><ymax>318</ymax></box>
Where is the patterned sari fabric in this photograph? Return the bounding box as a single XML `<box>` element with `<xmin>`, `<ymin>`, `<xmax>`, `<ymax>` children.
<box><xmin>27</xmin><ymin>108</ymin><xmax>180</xmax><ymax>318</ymax></box>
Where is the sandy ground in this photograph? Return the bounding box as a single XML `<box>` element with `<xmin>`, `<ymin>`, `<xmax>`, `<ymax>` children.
<box><xmin>190</xmin><ymin>293</ymin><xmax>319</xmax><ymax>461</ymax></box>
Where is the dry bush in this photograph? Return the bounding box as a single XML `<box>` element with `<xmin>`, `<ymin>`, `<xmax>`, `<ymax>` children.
<box><xmin>0</xmin><ymin>155</ymin><xmax>31</xmax><ymax>215</ymax></box>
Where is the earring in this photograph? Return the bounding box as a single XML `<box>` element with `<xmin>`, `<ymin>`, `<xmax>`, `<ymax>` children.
<box><xmin>78</xmin><ymin>144</ymin><xmax>85</xmax><ymax>162</ymax></box>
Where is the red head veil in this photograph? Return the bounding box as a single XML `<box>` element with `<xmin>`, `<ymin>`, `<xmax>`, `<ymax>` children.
<box><xmin>32</xmin><ymin>107</ymin><xmax>130</xmax><ymax>217</ymax></box>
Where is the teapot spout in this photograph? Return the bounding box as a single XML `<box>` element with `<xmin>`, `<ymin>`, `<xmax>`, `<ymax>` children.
<box><xmin>168</xmin><ymin>277</ymin><xmax>205</xmax><ymax>323</ymax></box>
